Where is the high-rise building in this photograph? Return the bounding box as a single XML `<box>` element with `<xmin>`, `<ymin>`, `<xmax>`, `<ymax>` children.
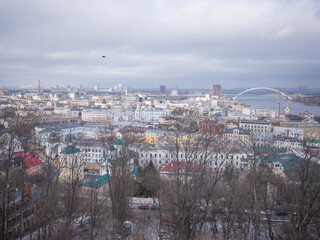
<box><xmin>160</xmin><ymin>85</ymin><xmax>166</xmax><ymax>94</ymax></box>
<box><xmin>118</xmin><ymin>83</ymin><xmax>122</xmax><ymax>91</ymax></box>
<box><xmin>212</xmin><ymin>84</ymin><xmax>221</xmax><ymax>97</ymax></box>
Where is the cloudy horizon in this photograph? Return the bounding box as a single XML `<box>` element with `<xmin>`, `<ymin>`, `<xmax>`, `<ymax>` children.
<box><xmin>1</xmin><ymin>0</ymin><xmax>320</xmax><ymax>89</ymax></box>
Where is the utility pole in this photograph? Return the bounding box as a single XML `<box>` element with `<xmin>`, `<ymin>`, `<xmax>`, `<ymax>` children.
<box><xmin>277</xmin><ymin>89</ymin><xmax>280</xmax><ymax>118</ymax></box>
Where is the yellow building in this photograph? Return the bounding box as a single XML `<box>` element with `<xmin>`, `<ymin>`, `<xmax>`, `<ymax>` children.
<box><xmin>144</xmin><ymin>130</ymin><xmax>195</xmax><ymax>145</ymax></box>
<box><xmin>301</xmin><ymin>126</ymin><xmax>320</xmax><ymax>138</ymax></box>
<box><xmin>59</xmin><ymin>145</ymin><xmax>84</xmax><ymax>182</ymax></box>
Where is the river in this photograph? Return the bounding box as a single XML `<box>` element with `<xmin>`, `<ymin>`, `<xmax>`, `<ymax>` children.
<box><xmin>225</xmin><ymin>94</ymin><xmax>320</xmax><ymax>116</ymax></box>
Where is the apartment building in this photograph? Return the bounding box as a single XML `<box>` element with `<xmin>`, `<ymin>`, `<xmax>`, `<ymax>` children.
<box><xmin>240</xmin><ymin>120</ymin><xmax>272</xmax><ymax>132</ymax></box>
<box><xmin>82</xmin><ymin>108</ymin><xmax>111</xmax><ymax>122</ymax></box>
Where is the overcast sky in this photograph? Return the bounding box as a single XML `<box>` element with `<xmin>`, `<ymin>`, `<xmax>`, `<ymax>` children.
<box><xmin>0</xmin><ymin>0</ymin><xmax>319</xmax><ymax>89</ymax></box>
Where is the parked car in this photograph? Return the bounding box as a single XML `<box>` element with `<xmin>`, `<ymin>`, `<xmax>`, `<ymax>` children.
<box><xmin>275</xmin><ymin>210</ymin><xmax>288</xmax><ymax>216</ymax></box>
<box><xmin>138</xmin><ymin>204</ymin><xmax>150</xmax><ymax>210</ymax></box>
<box><xmin>160</xmin><ymin>216</ymin><xmax>171</xmax><ymax>222</ymax></box>
<box><xmin>261</xmin><ymin>210</ymin><xmax>272</xmax><ymax>215</ymax></box>
<box><xmin>205</xmin><ymin>215</ymin><xmax>215</xmax><ymax>221</ymax></box>
<box><xmin>151</xmin><ymin>204</ymin><xmax>159</xmax><ymax>210</ymax></box>
<box><xmin>244</xmin><ymin>209</ymin><xmax>255</xmax><ymax>214</ymax></box>
<box><xmin>128</xmin><ymin>204</ymin><xmax>135</xmax><ymax>209</ymax></box>
<box><xmin>227</xmin><ymin>208</ymin><xmax>235</xmax><ymax>214</ymax></box>
<box><xmin>166</xmin><ymin>222</ymin><xmax>176</xmax><ymax>227</ymax></box>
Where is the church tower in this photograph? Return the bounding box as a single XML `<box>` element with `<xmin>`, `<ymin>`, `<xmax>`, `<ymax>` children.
<box><xmin>285</xmin><ymin>104</ymin><xmax>290</xmax><ymax>115</ymax></box>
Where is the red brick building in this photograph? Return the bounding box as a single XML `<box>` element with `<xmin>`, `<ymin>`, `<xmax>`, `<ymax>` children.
<box><xmin>12</xmin><ymin>151</ymin><xmax>42</xmax><ymax>175</ymax></box>
<box><xmin>199</xmin><ymin>120</ymin><xmax>223</xmax><ymax>134</ymax></box>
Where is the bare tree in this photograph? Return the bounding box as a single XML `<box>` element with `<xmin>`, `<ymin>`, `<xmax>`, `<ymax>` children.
<box><xmin>32</xmin><ymin>131</ymin><xmax>65</xmax><ymax>240</ymax></box>
<box><xmin>277</xmin><ymin>145</ymin><xmax>320</xmax><ymax>240</ymax></box>
<box><xmin>59</xmin><ymin>144</ymin><xmax>84</xmax><ymax>239</ymax></box>
<box><xmin>98</xmin><ymin>129</ymin><xmax>138</xmax><ymax>238</ymax></box>
<box><xmin>0</xmin><ymin>107</ymin><xmax>40</xmax><ymax>239</ymax></box>
<box><xmin>159</xmin><ymin>127</ymin><xmax>226</xmax><ymax>240</ymax></box>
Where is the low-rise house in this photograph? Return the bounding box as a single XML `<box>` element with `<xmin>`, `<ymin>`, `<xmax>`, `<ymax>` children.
<box><xmin>306</xmin><ymin>137</ymin><xmax>320</xmax><ymax>148</ymax></box>
<box><xmin>0</xmin><ymin>183</ymin><xmax>38</xmax><ymax>236</ymax></box>
<box><xmin>135</xmin><ymin>107</ymin><xmax>172</xmax><ymax>122</ymax></box>
<box><xmin>273</xmin><ymin>136</ymin><xmax>302</xmax><ymax>149</ymax></box>
<box><xmin>138</xmin><ymin>146</ymin><xmax>249</xmax><ymax>172</ymax></box>
<box><xmin>34</xmin><ymin>123</ymin><xmax>84</xmax><ymax>145</ymax></box>
<box><xmin>273</xmin><ymin>126</ymin><xmax>304</xmax><ymax>140</ymax></box>
<box><xmin>301</xmin><ymin>125</ymin><xmax>320</xmax><ymax>138</ymax></box>
<box><xmin>240</xmin><ymin>120</ymin><xmax>272</xmax><ymax>132</ymax></box>
<box><xmin>82</xmin><ymin>108</ymin><xmax>111</xmax><ymax>122</ymax></box>
<box><xmin>76</xmin><ymin>140</ymin><xmax>106</xmax><ymax>164</ymax></box>
<box><xmin>225</xmin><ymin>120</ymin><xmax>238</xmax><ymax>129</ymax></box>
<box><xmin>143</xmin><ymin>130</ymin><xmax>195</xmax><ymax>145</ymax></box>
<box><xmin>59</xmin><ymin>145</ymin><xmax>84</xmax><ymax>182</ymax></box>
<box><xmin>223</xmin><ymin>128</ymin><xmax>251</xmax><ymax>145</ymax></box>
<box><xmin>12</xmin><ymin>151</ymin><xmax>42</xmax><ymax>175</ymax></box>
<box><xmin>160</xmin><ymin>161</ymin><xmax>199</xmax><ymax>180</ymax></box>
<box><xmin>199</xmin><ymin>119</ymin><xmax>223</xmax><ymax>134</ymax></box>
<box><xmin>268</xmin><ymin>161</ymin><xmax>286</xmax><ymax>178</ymax></box>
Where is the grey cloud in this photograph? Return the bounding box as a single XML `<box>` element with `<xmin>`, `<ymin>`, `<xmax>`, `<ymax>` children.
<box><xmin>0</xmin><ymin>0</ymin><xmax>319</xmax><ymax>89</ymax></box>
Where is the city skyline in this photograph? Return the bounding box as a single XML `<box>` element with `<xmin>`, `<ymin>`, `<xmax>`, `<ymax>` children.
<box><xmin>0</xmin><ymin>0</ymin><xmax>320</xmax><ymax>89</ymax></box>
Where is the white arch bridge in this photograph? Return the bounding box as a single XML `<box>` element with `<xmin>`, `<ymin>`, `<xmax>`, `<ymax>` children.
<box><xmin>232</xmin><ymin>87</ymin><xmax>292</xmax><ymax>100</ymax></box>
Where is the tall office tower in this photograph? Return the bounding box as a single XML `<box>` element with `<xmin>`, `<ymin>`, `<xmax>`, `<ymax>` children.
<box><xmin>38</xmin><ymin>80</ymin><xmax>41</xmax><ymax>92</ymax></box>
<box><xmin>160</xmin><ymin>85</ymin><xmax>166</xmax><ymax>93</ymax></box>
<box><xmin>118</xmin><ymin>83</ymin><xmax>122</xmax><ymax>91</ymax></box>
<box><xmin>94</xmin><ymin>85</ymin><xmax>98</xmax><ymax>91</ymax></box>
<box><xmin>212</xmin><ymin>84</ymin><xmax>221</xmax><ymax>97</ymax></box>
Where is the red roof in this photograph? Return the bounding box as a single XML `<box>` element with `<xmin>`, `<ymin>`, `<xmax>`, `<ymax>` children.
<box><xmin>13</xmin><ymin>151</ymin><xmax>42</xmax><ymax>169</ymax></box>
<box><xmin>160</xmin><ymin>161</ymin><xmax>199</xmax><ymax>173</ymax></box>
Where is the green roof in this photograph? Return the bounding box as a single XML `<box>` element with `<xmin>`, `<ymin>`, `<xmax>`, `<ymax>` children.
<box><xmin>261</xmin><ymin>154</ymin><xmax>302</xmax><ymax>174</ymax></box>
<box><xmin>255</xmin><ymin>147</ymin><xmax>286</xmax><ymax>154</ymax></box>
<box><xmin>114</xmin><ymin>138</ymin><xmax>122</xmax><ymax>145</ymax></box>
<box><xmin>306</xmin><ymin>137</ymin><xmax>320</xmax><ymax>143</ymax></box>
<box><xmin>60</xmin><ymin>145</ymin><xmax>80</xmax><ymax>154</ymax></box>
<box><xmin>131</xmin><ymin>167</ymin><xmax>137</xmax><ymax>176</ymax></box>
<box><xmin>226</xmin><ymin>120</ymin><xmax>237</xmax><ymax>124</ymax></box>
<box><xmin>82</xmin><ymin>174</ymin><xmax>110</xmax><ymax>188</ymax></box>
<box><xmin>108</xmin><ymin>146</ymin><xmax>116</xmax><ymax>151</ymax></box>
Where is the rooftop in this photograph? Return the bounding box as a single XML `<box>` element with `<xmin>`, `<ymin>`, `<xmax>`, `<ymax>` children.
<box><xmin>240</xmin><ymin>120</ymin><xmax>271</xmax><ymax>125</ymax></box>
<box><xmin>13</xmin><ymin>151</ymin><xmax>42</xmax><ymax>168</ymax></box>
<box><xmin>82</xmin><ymin>174</ymin><xmax>110</xmax><ymax>188</ymax></box>
<box><xmin>60</xmin><ymin>145</ymin><xmax>80</xmax><ymax>154</ymax></box>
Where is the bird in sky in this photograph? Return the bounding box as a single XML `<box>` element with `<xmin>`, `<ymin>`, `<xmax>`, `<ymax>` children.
<box><xmin>102</xmin><ymin>56</ymin><xmax>106</xmax><ymax>58</ymax></box>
